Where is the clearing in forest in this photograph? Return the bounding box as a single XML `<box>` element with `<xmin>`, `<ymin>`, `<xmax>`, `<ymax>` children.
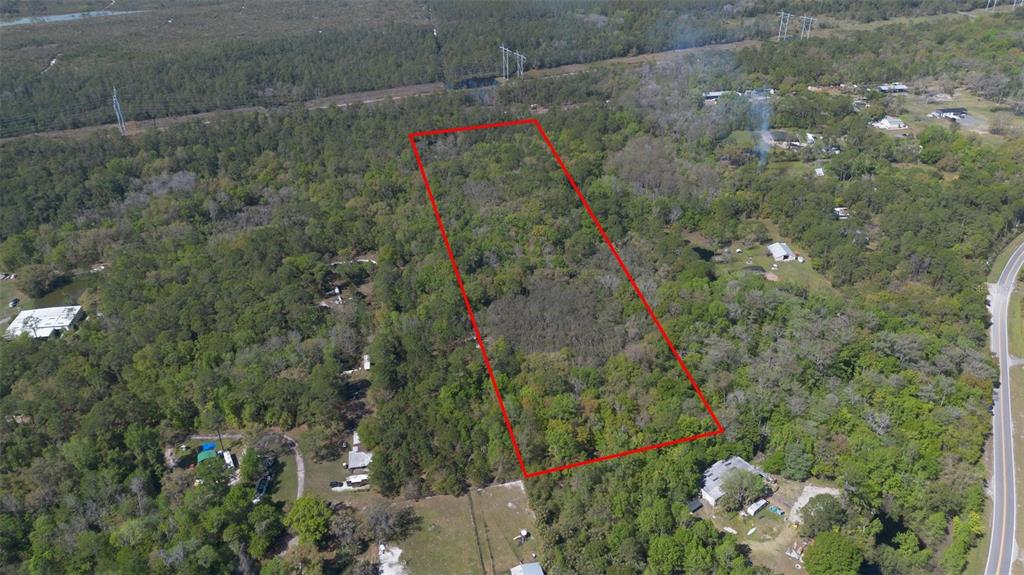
<box><xmin>409</xmin><ymin>118</ymin><xmax>722</xmax><ymax>477</ymax></box>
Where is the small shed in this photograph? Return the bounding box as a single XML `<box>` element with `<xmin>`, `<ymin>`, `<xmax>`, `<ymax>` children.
<box><xmin>767</xmin><ymin>242</ymin><xmax>796</xmax><ymax>262</ymax></box>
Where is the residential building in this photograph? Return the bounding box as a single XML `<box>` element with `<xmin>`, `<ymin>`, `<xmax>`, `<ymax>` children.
<box><xmin>767</xmin><ymin>242</ymin><xmax>796</xmax><ymax>262</ymax></box>
<box><xmin>510</xmin><ymin>563</ymin><xmax>544</xmax><ymax>575</ymax></box>
<box><xmin>701</xmin><ymin>456</ymin><xmax>773</xmax><ymax>506</ymax></box>
<box><xmin>878</xmin><ymin>83</ymin><xmax>908</xmax><ymax>93</ymax></box>
<box><xmin>871</xmin><ymin>116</ymin><xmax>908</xmax><ymax>130</ymax></box>
<box><xmin>4</xmin><ymin>306</ymin><xmax>84</xmax><ymax>339</ymax></box>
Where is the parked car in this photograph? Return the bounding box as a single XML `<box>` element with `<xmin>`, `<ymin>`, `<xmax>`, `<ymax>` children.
<box><xmin>252</xmin><ymin>475</ymin><xmax>270</xmax><ymax>504</ymax></box>
<box><xmin>329</xmin><ymin>480</ymin><xmax>344</xmax><ymax>488</ymax></box>
<box><xmin>7</xmin><ymin>298</ymin><xmax>19</xmax><ymax>308</ymax></box>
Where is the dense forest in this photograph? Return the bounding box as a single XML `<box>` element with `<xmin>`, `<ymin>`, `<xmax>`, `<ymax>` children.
<box><xmin>0</xmin><ymin>0</ymin><xmax>1008</xmax><ymax>137</ymax></box>
<box><xmin>1</xmin><ymin>7</ymin><xmax>1023</xmax><ymax>575</ymax></box>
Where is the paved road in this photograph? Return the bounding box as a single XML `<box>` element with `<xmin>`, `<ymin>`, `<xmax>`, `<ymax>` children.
<box><xmin>986</xmin><ymin>238</ymin><xmax>1024</xmax><ymax>575</ymax></box>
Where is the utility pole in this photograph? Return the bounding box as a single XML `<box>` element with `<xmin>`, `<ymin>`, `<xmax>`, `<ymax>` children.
<box><xmin>112</xmin><ymin>87</ymin><xmax>126</xmax><ymax>136</ymax></box>
<box><xmin>799</xmin><ymin>16</ymin><xmax>816</xmax><ymax>39</ymax></box>
<box><xmin>777</xmin><ymin>11</ymin><xmax>792</xmax><ymax>41</ymax></box>
<box><xmin>513</xmin><ymin>50</ymin><xmax>526</xmax><ymax>78</ymax></box>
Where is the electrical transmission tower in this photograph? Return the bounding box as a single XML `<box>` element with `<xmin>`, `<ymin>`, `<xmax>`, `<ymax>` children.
<box><xmin>111</xmin><ymin>87</ymin><xmax>126</xmax><ymax>136</ymax></box>
<box><xmin>499</xmin><ymin>45</ymin><xmax>525</xmax><ymax>79</ymax></box>
<box><xmin>513</xmin><ymin>50</ymin><xmax>525</xmax><ymax>78</ymax></box>
<box><xmin>500</xmin><ymin>45</ymin><xmax>512</xmax><ymax>80</ymax></box>
<box><xmin>987</xmin><ymin>0</ymin><xmax>999</xmax><ymax>9</ymax></box>
<box><xmin>1013</xmin><ymin>0</ymin><xmax>1022</xmax><ymax>9</ymax></box>
<box><xmin>777</xmin><ymin>12</ymin><xmax>793</xmax><ymax>41</ymax></box>
<box><xmin>799</xmin><ymin>16</ymin><xmax>816</xmax><ymax>39</ymax></box>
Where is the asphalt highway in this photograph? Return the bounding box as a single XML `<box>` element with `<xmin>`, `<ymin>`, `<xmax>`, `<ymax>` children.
<box><xmin>985</xmin><ymin>238</ymin><xmax>1024</xmax><ymax>575</ymax></box>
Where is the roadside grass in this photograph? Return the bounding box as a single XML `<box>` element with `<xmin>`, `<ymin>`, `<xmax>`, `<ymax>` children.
<box><xmin>1012</xmin><ymin>365</ymin><xmax>1024</xmax><ymax>575</ymax></box>
<box><xmin>1010</xmin><ymin>291</ymin><xmax>1024</xmax><ymax>359</ymax></box>
<box><xmin>991</xmin><ymin>233</ymin><xmax>1024</xmax><ymax>283</ymax></box>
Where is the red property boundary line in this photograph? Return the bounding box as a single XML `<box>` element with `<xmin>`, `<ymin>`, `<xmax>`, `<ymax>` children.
<box><xmin>408</xmin><ymin>117</ymin><xmax>724</xmax><ymax>477</ymax></box>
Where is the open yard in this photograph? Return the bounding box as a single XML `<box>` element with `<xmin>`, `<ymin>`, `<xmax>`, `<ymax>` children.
<box><xmin>330</xmin><ymin>481</ymin><xmax>542</xmax><ymax>575</ymax></box>
<box><xmin>718</xmin><ymin>219</ymin><xmax>834</xmax><ymax>294</ymax></box>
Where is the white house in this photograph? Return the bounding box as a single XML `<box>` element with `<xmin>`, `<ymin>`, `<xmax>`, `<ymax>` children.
<box><xmin>4</xmin><ymin>306</ymin><xmax>83</xmax><ymax>339</ymax></box>
<box><xmin>767</xmin><ymin>242</ymin><xmax>796</xmax><ymax>262</ymax></box>
<box><xmin>701</xmin><ymin>456</ymin><xmax>773</xmax><ymax>507</ymax></box>
<box><xmin>871</xmin><ymin>116</ymin><xmax>907</xmax><ymax>130</ymax></box>
<box><xmin>346</xmin><ymin>430</ymin><xmax>373</xmax><ymax>471</ymax></box>
<box><xmin>877</xmin><ymin>83</ymin><xmax>908</xmax><ymax>93</ymax></box>
<box><xmin>510</xmin><ymin>563</ymin><xmax>544</xmax><ymax>575</ymax></box>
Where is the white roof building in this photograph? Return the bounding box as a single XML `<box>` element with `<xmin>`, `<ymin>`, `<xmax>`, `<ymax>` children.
<box><xmin>511</xmin><ymin>563</ymin><xmax>544</xmax><ymax>575</ymax></box>
<box><xmin>701</xmin><ymin>456</ymin><xmax>772</xmax><ymax>506</ymax></box>
<box><xmin>347</xmin><ymin>450</ymin><xmax>373</xmax><ymax>470</ymax></box>
<box><xmin>767</xmin><ymin>242</ymin><xmax>796</xmax><ymax>262</ymax></box>
<box><xmin>871</xmin><ymin>116</ymin><xmax>907</xmax><ymax>130</ymax></box>
<box><xmin>878</xmin><ymin>83</ymin><xmax>908</xmax><ymax>93</ymax></box>
<box><xmin>4</xmin><ymin>306</ymin><xmax>83</xmax><ymax>339</ymax></box>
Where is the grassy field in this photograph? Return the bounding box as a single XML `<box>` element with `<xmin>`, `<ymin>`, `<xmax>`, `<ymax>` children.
<box><xmin>401</xmin><ymin>482</ymin><xmax>542</xmax><ymax>575</ymax></box>
<box><xmin>898</xmin><ymin>91</ymin><xmax>1024</xmax><ymax>144</ymax></box>
<box><xmin>329</xmin><ymin>481</ymin><xmax>542</xmax><ymax>575</ymax></box>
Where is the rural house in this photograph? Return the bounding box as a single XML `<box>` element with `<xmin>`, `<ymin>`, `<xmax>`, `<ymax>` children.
<box><xmin>701</xmin><ymin>456</ymin><xmax>773</xmax><ymax>507</ymax></box>
<box><xmin>4</xmin><ymin>306</ymin><xmax>84</xmax><ymax>339</ymax></box>
<box><xmin>767</xmin><ymin>242</ymin><xmax>796</xmax><ymax>262</ymax></box>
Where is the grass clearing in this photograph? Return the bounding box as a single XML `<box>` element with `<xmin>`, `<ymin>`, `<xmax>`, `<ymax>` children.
<box><xmin>332</xmin><ymin>481</ymin><xmax>542</xmax><ymax>575</ymax></box>
<box><xmin>274</xmin><ymin>453</ymin><xmax>298</xmax><ymax>506</ymax></box>
<box><xmin>401</xmin><ymin>482</ymin><xmax>542</xmax><ymax>575</ymax></box>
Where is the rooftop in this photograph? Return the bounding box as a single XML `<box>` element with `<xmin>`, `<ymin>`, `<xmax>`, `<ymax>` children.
<box><xmin>510</xmin><ymin>563</ymin><xmax>544</xmax><ymax>575</ymax></box>
<box><xmin>702</xmin><ymin>456</ymin><xmax>770</xmax><ymax>503</ymax></box>
<box><xmin>4</xmin><ymin>306</ymin><xmax>83</xmax><ymax>339</ymax></box>
<box><xmin>348</xmin><ymin>450</ymin><xmax>373</xmax><ymax>469</ymax></box>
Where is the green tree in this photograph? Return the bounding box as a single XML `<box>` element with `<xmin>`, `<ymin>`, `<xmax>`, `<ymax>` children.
<box><xmin>284</xmin><ymin>496</ymin><xmax>333</xmax><ymax>547</ymax></box>
<box><xmin>800</xmin><ymin>494</ymin><xmax>845</xmax><ymax>537</ymax></box>
<box><xmin>718</xmin><ymin>470</ymin><xmax>768</xmax><ymax>512</ymax></box>
<box><xmin>804</xmin><ymin>532</ymin><xmax>863</xmax><ymax>575</ymax></box>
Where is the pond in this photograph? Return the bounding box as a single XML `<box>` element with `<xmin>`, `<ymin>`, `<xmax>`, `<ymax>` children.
<box><xmin>32</xmin><ymin>274</ymin><xmax>99</xmax><ymax>308</ymax></box>
<box><xmin>0</xmin><ymin>10</ymin><xmax>145</xmax><ymax>28</ymax></box>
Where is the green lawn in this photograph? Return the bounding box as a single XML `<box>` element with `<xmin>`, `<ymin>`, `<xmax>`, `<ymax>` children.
<box><xmin>274</xmin><ymin>453</ymin><xmax>298</xmax><ymax>506</ymax></box>
<box><xmin>400</xmin><ymin>482</ymin><xmax>542</xmax><ymax>575</ymax></box>
<box><xmin>303</xmin><ymin>457</ymin><xmax>350</xmax><ymax>499</ymax></box>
